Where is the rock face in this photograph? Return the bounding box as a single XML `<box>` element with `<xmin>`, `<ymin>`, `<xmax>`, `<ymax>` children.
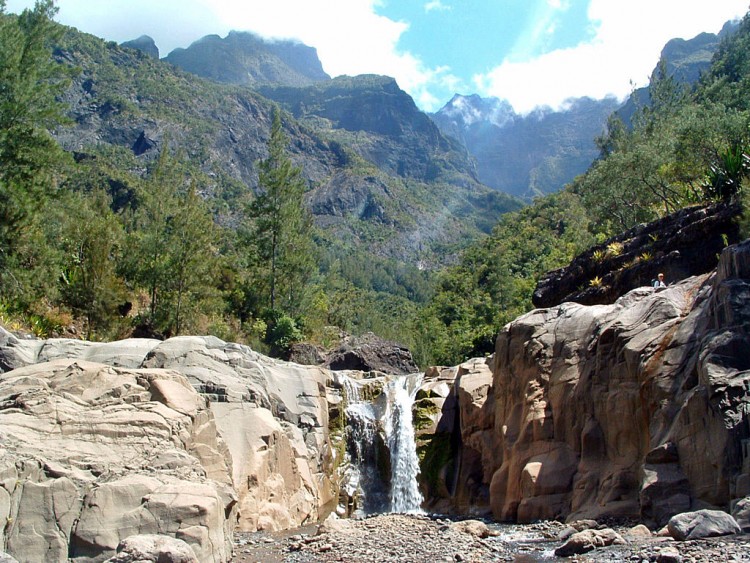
<box><xmin>165</xmin><ymin>31</ymin><xmax>330</xmax><ymax>87</ymax></box>
<box><xmin>417</xmin><ymin>239</ymin><xmax>750</xmax><ymax>527</ymax></box>
<box><xmin>120</xmin><ymin>35</ymin><xmax>160</xmax><ymax>59</ymax></box>
<box><xmin>415</xmin><ymin>358</ymin><xmax>495</xmax><ymax>515</ymax></box>
<box><xmin>431</xmin><ymin>94</ymin><xmax>619</xmax><ymax>199</ymax></box>
<box><xmin>0</xmin><ymin>359</ymin><xmax>235</xmax><ymax>562</ymax></box>
<box><xmin>533</xmin><ymin>201</ymin><xmax>741</xmax><ymax>308</ymax></box>
<box><xmin>291</xmin><ymin>332</ymin><xmax>420</xmax><ymax>375</ymax></box>
<box><xmin>0</xmin><ymin>333</ymin><xmax>339</xmax><ymax>561</ymax></box>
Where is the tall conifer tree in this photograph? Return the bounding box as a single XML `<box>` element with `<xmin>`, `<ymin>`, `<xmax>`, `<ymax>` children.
<box><xmin>250</xmin><ymin>108</ymin><xmax>315</xmax><ymax>315</ymax></box>
<box><xmin>0</xmin><ymin>0</ymin><xmax>71</xmax><ymax>300</ymax></box>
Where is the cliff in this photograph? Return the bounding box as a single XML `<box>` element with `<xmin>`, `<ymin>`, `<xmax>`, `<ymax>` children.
<box><xmin>419</xmin><ymin>238</ymin><xmax>750</xmax><ymax>527</ymax></box>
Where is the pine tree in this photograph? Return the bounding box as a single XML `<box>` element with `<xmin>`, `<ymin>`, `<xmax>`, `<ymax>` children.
<box><xmin>124</xmin><ymin>146</ymin><xmax>218</xmax><ymax>336</ymax></box>
<box><xmin>60</xmin><ymin>189</ymin><xmax>126</xmax><ymax>339</ymax></box>
<box><xmin>0</xmin><ymin>0</ymin><xmax>72</xmax><ymax>301</ymax></box>
<box><xmin>166</xmin><ymin>180</ymin><xmax>217</xmax><ymax>335</ymax></box>
<box><xmin>249</xmin><ymin>108</ymin><xmax>315</xmax><ymax>315</ymax></box>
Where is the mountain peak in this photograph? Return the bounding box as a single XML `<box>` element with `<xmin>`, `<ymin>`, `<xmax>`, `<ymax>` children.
<box><xmin>120</xmin><ymin>35</ymin><xmax>159</xmax><ymax>59</ymax></box>
<box><xmin>165</xmin><ymin>30</ymin><xmax>329</xmax><ymax>87</ymax></box>
<box><xmin>439</xmin><ymin>94</ymin><xmax>515</xmax><ymax>128</ymax></box>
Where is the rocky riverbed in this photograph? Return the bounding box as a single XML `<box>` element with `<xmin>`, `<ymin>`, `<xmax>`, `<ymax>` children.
<box><xmin>230</xmin><ymin>513</ymin><xmax>750</xmax><ymax>562</ymax></box>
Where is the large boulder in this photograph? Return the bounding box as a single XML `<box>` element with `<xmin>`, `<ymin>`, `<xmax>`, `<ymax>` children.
<box><xmin>0</xmin><ymin>333</ymin><xmax>339</xmax><ymax>533</ymax></box>
<box><xmin>667</xmin><ymin>509</ymin><xmax>742</xmax><ymax>540</ymax></box>
<box><xmin>291</xmin><ymin>332</ymin><xmax>420</xmax><ymax>375</ymax></box>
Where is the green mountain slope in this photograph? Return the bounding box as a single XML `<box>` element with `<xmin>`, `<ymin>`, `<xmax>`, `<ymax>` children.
<box><xmin>52</xmin><ymin>26</ymin><xmax>520</xmax><ymax>265</ymax></box>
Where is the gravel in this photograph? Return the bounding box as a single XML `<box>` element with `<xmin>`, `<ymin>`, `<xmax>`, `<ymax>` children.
<box><xmin>230</xmin><ymin>513</ymin><xmax>750</xmax><ymax>563</ymax></box>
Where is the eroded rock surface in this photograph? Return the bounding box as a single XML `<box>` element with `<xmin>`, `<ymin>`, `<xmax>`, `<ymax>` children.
<box><xmin>417</xmin><ymin>239</ymin><xmax>750</xmax><ymax>528</ymax></box>
<box><xmin>0</xmin><ymin>360</ymin><xmax>235</xmax><ymax>562</ymax></box>
<box><xmin>0</xmin><ymin>333</ymin><xmax>340</xmax><ymax>560</ymax></box>
<box><xmin>491</xmin><ymin>241</ymin><xmax>750</xmax><ymax>525</ymax></box>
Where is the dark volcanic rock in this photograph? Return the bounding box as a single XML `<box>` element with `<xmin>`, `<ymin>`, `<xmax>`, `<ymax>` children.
<box><xmin>120</xmin><ymin>35</ymin><xmax>159</xmax><ymax>59</ymax></box>
<box><xmin>290</xmin><ymin>332</ymin><xmax>419</xmax><ymax>375</ymax></box>
<box><xmin>533</xmin><ymin>201</ymin><xmax>742</xmax><ymax>308</ymax></box>
<box><xmin>325</xmin><ymin>332</ymin><xmax>419</xmax><ymax>375</ymax></box>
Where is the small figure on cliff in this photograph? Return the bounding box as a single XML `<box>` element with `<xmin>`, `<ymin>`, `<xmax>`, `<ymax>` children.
<box><xmin>653</xmin><ymin>273</ymin><xmax>667</xmax><ymax>288</ymax></box>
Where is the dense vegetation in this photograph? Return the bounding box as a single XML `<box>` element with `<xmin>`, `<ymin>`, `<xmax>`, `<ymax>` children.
<box><xmin>1</xmin><ymin>1</ymin><xmax>748</xmax><ymax>367</ymax></box>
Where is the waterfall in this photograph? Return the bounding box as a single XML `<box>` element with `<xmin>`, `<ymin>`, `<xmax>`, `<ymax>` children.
<box><xmin>384</xmin><ymin>373</ymin><xmax>424</xmax><ymax>514</ymax></box>
<box><xmin>341</xmin><ymin>373</ymin><xmax>424</xmax><ymax>516</ymax></box>
<box><xmin>342</xmin><ymin>377</ymin><xmax>390</xmax><ymax>514</ymax></box>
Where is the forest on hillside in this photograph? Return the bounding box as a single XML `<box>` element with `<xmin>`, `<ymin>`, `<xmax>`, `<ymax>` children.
<box><xmin>1</xmin><ymin>1</ymin><xmax>749</xmax><ymax>367</ymax></box>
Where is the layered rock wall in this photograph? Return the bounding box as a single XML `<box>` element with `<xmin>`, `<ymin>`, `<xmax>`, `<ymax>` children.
<box><xmin>0</xmin><ymin>334</ymin><xmax>340</xmax><ymax>561</ymax></box>
<box><xmin>421</xmin><ymin>239</ymin><xmax>750</xmax><ymax>527</ymax></box>
<box><xmin>0</xmin><ymin>360</ymin><xmax>235</xmax><ymax>562</ymax></box>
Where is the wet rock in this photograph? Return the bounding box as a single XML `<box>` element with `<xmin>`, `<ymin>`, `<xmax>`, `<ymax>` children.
<box><xmin>554</xmin><ymin>528</ymin><xmax>626</xmax><ymax>556</ymax></box>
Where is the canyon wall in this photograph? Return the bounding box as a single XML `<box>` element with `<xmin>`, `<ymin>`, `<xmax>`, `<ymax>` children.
<box><xmin>421</xmin><ymin>239</ymin><xmax>750</xmax><ymax>527</ymax></box>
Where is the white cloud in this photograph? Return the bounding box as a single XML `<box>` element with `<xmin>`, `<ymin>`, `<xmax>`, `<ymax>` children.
<box><xmin>206</xmin><ymin>0</ymin><xmax>456</xmax><ymax>110</ymax></box>
<box><xmin>7</xmin><ymin>0</ymin><xmax>747</xmax><ymax>114</ymax></box>
<box><xmin>474</xmin><ymin>0</ymin><xmax>749</xmax><ymax>114</ymax></box>
<box><xmin>424</xmin><ymin>1</ymin><xmax>451</xmax><ymax>13</ymax></box>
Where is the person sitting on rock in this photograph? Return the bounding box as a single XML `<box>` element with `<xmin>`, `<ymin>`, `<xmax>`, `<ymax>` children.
<box><xmin>653</xmin><ymin>273</ymin><xmax>667</xmax><ymax>288</ymax></box>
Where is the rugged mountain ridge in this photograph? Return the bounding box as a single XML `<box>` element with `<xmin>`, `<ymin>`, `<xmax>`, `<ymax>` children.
<box><xmin>164</xmin><ymin>31</ymin><xmax>330</xmax><ymax>87</ymax></box>
<box><xmin>432</xmin><ymin>94</ymin><xmax>620</xmax><ymax>199</ymax></box>
<box><xmin>51</xmin><ymin>25</ymin><xmax>520</xmax><ymax>264</ymax></box>
<box><xmin>431</xmin><ymin>21</ymin><xmax>739</xmax><ymax>200</ymax></box>
<box><xmin>617</xmin><ymin>20</ymin><xmax>738</xmax><ymax>125</ymax></box>
<box><xmin>258</xmin><ymin>75</ymin><xmax>477</xmax><ymax>184</ymax></box>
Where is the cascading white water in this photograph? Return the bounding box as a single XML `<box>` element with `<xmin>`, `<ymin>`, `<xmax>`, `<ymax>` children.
<box><xmin>342</xmin><ymin>377</ymin><xmax>389</xmax><ymax>514</ymax></box>
<box><xmin>383</xmin><ymin>373</ymin><xmax>424</xmax><ymax>514</ymax></box>
<box><xmin>340</xmin><ymin>373</ymin><xmax>424</xmax><ymax>515</ymax></box>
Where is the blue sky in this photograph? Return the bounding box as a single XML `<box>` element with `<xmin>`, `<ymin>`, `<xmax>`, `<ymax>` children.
<box><xmin>6</xmin><ymin>0</ymin><xmax>749</xmax><ymax>113</ymax></box>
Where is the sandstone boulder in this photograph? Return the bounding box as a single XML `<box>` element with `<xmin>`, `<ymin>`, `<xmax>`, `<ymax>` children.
<box><xmin>0</xmin><ymin>360</ymin><xmax>235</xmax><ymax>562</ymax></box>
<box><xmin>449</xmin><ymin>519</ymin><xmax>491</xmax><ymax>538</ymax></box>
<box><xmin>667</xmin><ymin>509</ymin><xmax>741</xmax><ymax>540</ymax></box>
<box><xmin>0</xmin><ymin>333</ymin><xmax>338</xmax><ymax>533</ymax></box>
